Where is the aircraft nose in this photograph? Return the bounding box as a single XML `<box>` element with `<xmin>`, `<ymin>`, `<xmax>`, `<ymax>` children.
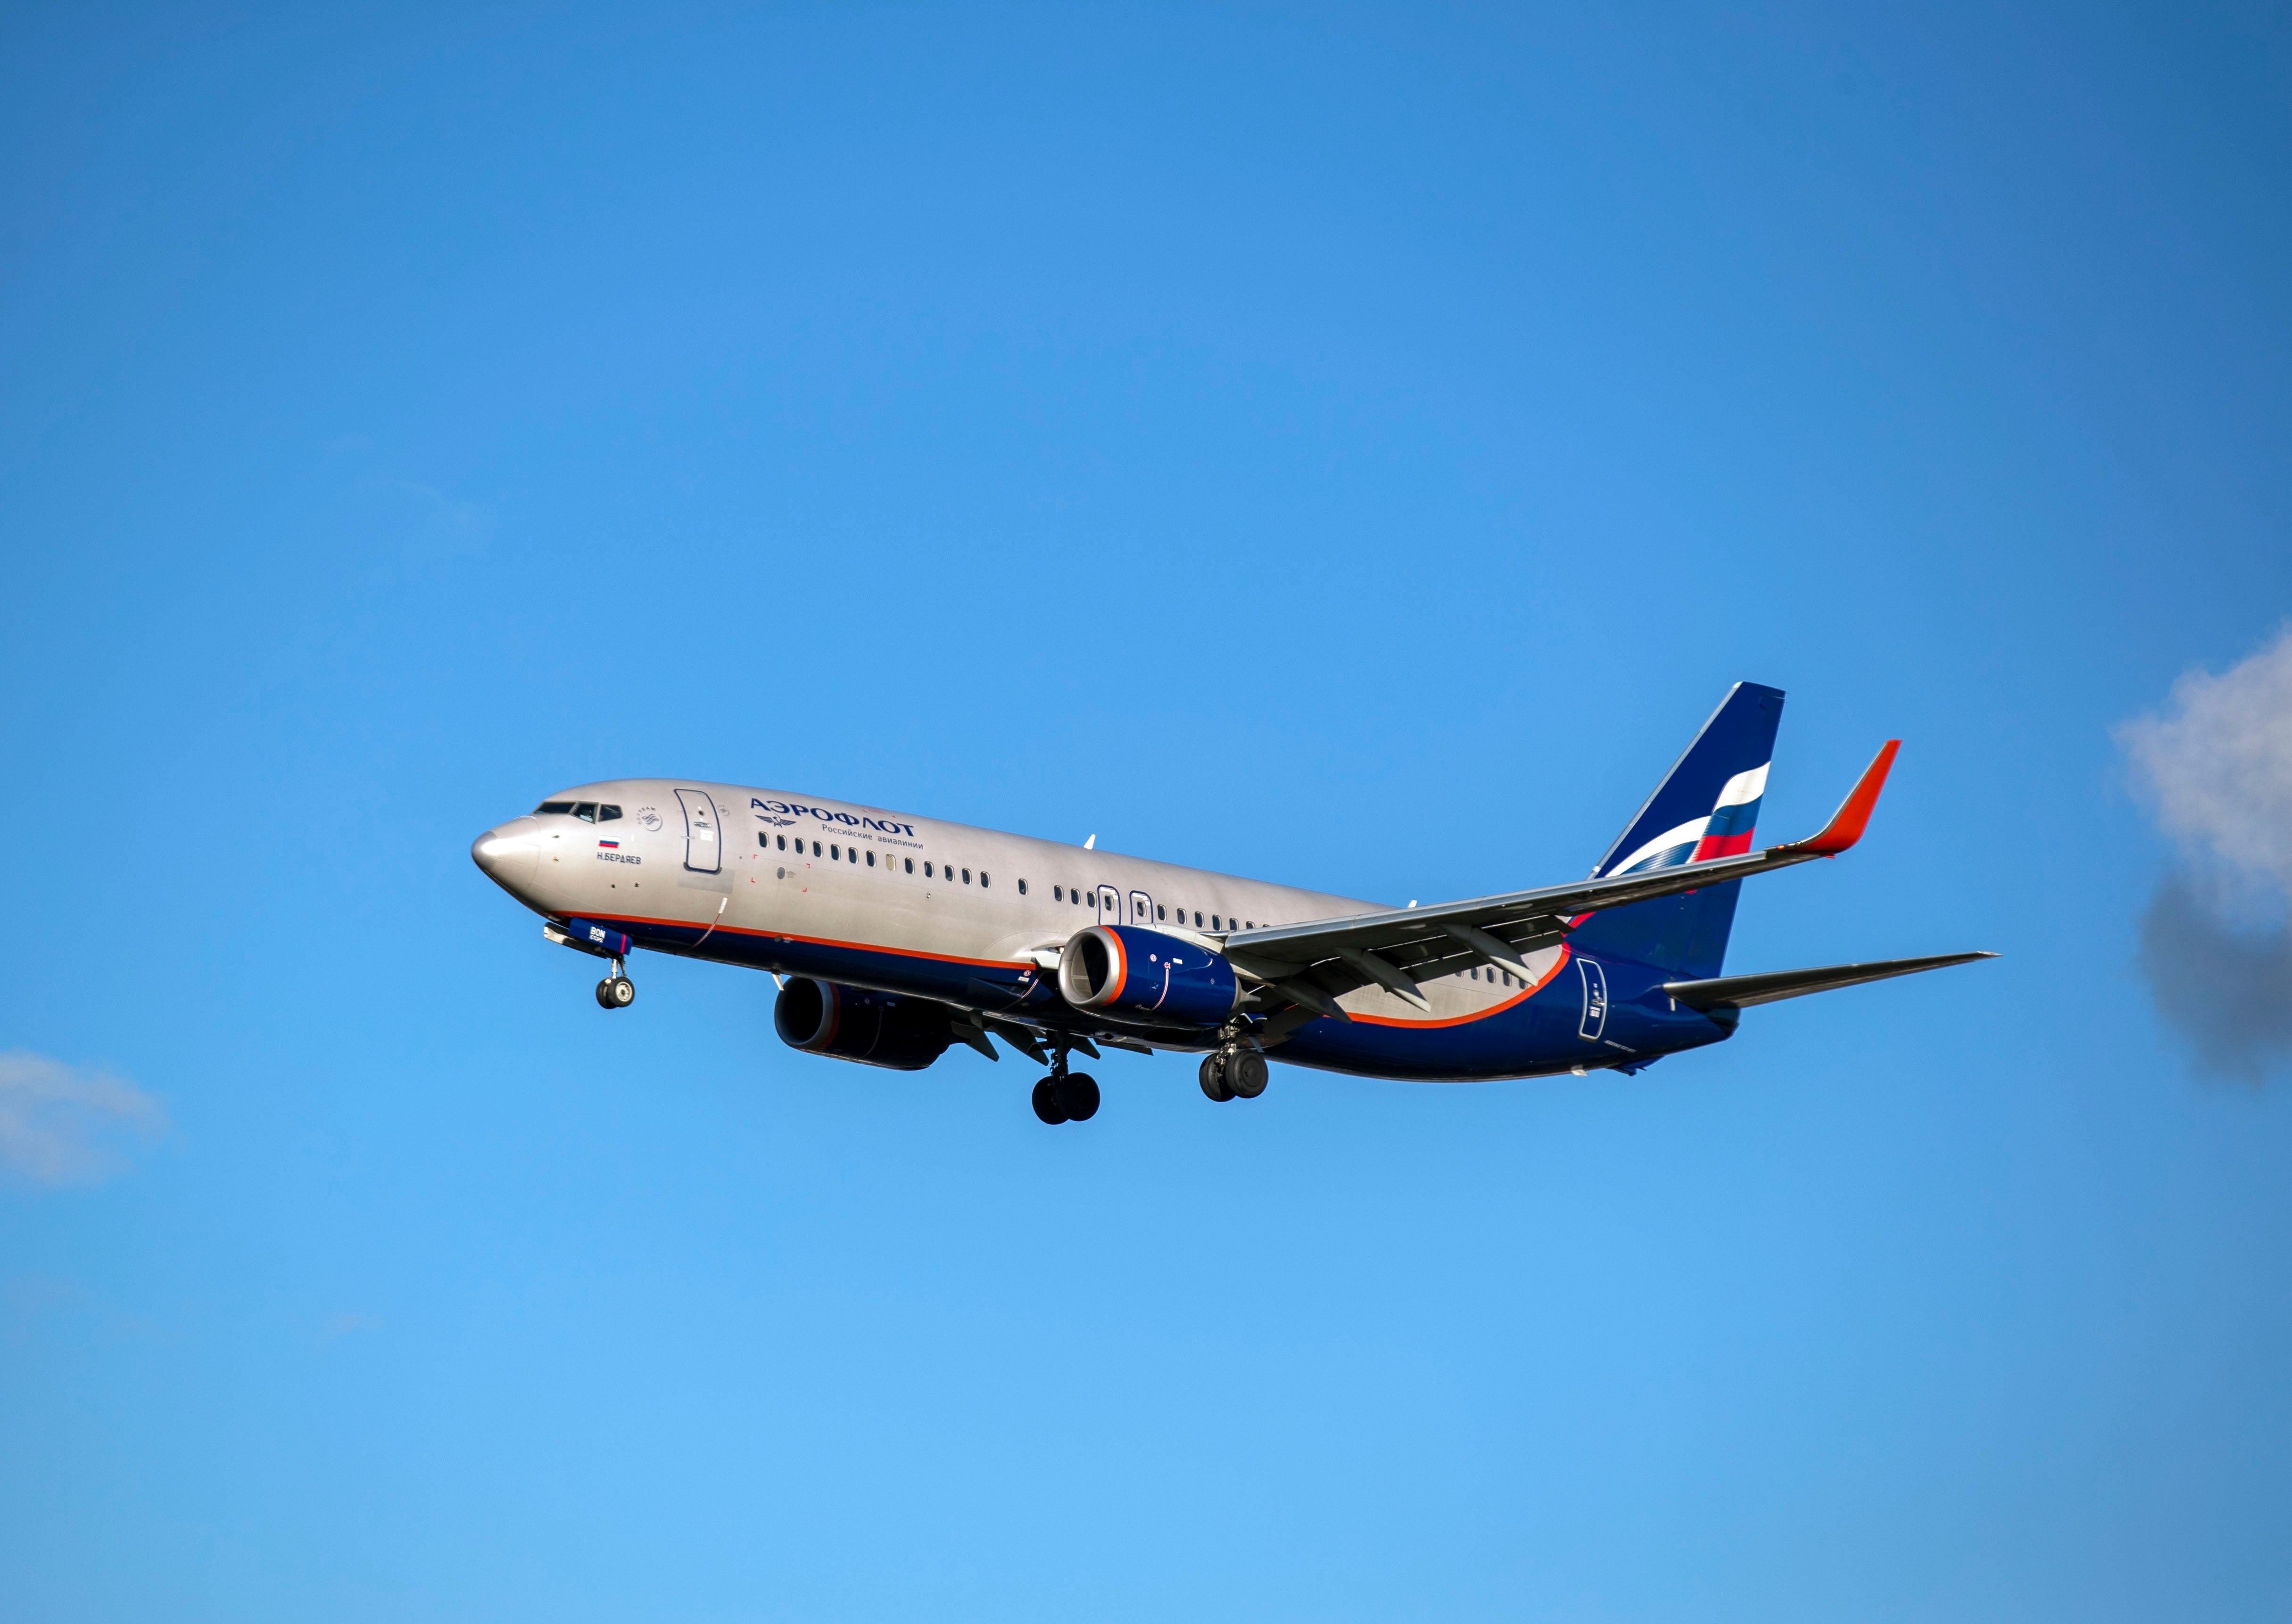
<box><xmin>471</xmin><ymin>822</ymin><xmax>540</xmax><ymax>891</ymax></box>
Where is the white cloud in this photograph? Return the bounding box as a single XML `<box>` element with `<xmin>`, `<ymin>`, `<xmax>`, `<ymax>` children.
<box><xmin>2121</xmin><ymin>628</ymin><xmax>2292</xmax><ymax>1080</ymax></box>
<box><xmin>2120</xmin><ymin>624</ymin><xmax>2292</xmax><ymax>895</ymax></box>
<box><xmin>0</xmin><ymin>1051</ymin><xmax>168</xmax><ymax>1186</ymax></box>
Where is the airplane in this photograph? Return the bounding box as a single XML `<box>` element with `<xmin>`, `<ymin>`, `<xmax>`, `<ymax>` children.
<box><xmin>470</xmin><ymin>682</ymin><xmax>1992</xmax><ymax>1124</ymax></box>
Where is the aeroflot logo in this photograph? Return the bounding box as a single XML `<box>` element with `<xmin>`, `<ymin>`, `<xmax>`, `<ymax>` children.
<box><xmin>752</xmin><ymin>798</ymin><xmax>917</xmax><ymax>836</ymax></box>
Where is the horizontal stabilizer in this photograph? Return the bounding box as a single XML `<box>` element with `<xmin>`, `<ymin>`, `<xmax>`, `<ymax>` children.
<box><xmin>1662</xmin><ymin>951</ymin><xmax>1995</xmax><ymax>1011</ymax></box>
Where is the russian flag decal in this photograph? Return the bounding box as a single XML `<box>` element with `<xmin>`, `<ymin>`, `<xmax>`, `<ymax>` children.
<box><xmin>598</xmin><ymin>840</ymin><xmax>619</xmax><ymax>849</ymax></box>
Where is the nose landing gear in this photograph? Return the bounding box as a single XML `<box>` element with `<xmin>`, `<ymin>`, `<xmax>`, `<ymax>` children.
<box><xmin>1031</xmin><ymin>1046</ymin><xmax>1100</xmax><ymax>1125</ymax></box>
<box><xmin>594</xmin><ymin>957</ymin><xmax>636</xmax><ymax>1010</ymax></box>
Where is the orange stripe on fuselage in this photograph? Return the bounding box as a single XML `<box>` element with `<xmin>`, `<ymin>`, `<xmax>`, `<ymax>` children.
<box><xmin>578</xmin><ymin>911</ymin><xmax>1032</xmax><ymax>971</ymax></box>
<box><xmin>585</xmin><ymin>911</ymin><xmax>1569</xmax><ymax>1035</ymax></box>
<box><xmin>1344</xmin><ymin>945</ymin><xmax>1573</xmax><ymax>1028</ymax></box>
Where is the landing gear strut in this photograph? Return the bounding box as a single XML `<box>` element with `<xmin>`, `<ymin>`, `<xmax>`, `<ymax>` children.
<box><xmin>1199</xmin><ymin>1045</ymin><xmax>1267</xmax><ymax>1102</ymax></box>
<box><xmin>594</xmin><ymin>957</ymin><xmax>636</xmax><ymax>1010</ymax></box>
<box><xmin>1032</xmin><ymin>1045</ymin><xmax>1099</xmax><ymax>1125</ymax></box>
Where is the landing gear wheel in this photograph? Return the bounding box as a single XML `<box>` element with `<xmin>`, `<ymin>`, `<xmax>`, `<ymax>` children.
<box><xmin>596</xmin><ymin>976</ymin><xmax>635</xmax><ymax>1009</ymax></box>
<box><xmin>595</xmin><ymin>978</ymin><xmax>618</xmax><ymax>1009</ymax></box>
<box><xmin>1063</xmin><ymin>1073</ymin><xmax>1100</xmax><ymax>1122</ymax></box>
<box><xmin>1199</xmin><ymin>1053</ymin><xmax>1236</xmax><ymax>1102</ymax></box>
<box><xmin>1032</xmin><ymin>1077</ymin><xmax>1070</xmax><ymax>1125</ymax></box>
<box><xmin>1228</xmin><ymin>1050</ymin><xmax>1268</xmax><ymax>1098</ymax></box>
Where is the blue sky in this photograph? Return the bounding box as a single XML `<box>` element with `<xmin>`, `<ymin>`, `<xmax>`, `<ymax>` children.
<box><xmin>5</xmin><ymin>4</ymin><xmax>2291</xmax><ymax>1619</ymax></box>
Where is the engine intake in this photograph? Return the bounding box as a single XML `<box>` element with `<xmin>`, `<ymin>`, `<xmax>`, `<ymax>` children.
<box><xmin>774</xmin><ymin>979</ymin><xmax>954</xmax><ymax>1070</ymax></box>
<box><xmin>1057</xmin><ymin>925</ymin><xmax>1241</xmax><ymax>1027</ymax></box>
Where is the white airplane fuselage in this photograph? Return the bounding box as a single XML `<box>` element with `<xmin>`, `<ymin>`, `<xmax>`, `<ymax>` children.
<box><xmin>471</xmin><ymin>776</ymin><xmax>1614</xmax><ymax>1083</ymax></box>
<box><xmin>468</xmin><ymin>685</ymin><xmax>1986</xmax><ymax>1109</ymax></box>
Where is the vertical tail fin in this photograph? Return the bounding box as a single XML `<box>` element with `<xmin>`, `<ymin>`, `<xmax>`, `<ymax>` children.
<box><xmin>1571</xmin><ymin>682</ymin><xmax>1785</xmax><ymax>979</ymax></box>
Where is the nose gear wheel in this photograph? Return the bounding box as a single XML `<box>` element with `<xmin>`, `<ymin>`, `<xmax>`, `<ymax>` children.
<box><xmin>594</xmin><ymin>958</ymin><xmax>636</xmax><ymax>1010</ymax></box>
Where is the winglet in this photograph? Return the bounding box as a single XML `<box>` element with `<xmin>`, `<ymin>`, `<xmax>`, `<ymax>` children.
<box><xmin>1779</xmin><ymin>739</ymin><xmax>1899</xmax><ymax>857</ymax></box>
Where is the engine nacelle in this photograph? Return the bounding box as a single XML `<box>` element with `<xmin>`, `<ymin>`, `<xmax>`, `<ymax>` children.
<box><xmin>1057</xmin><ymin>925</ymin><xmax>1241</xmax><ymax>1026</ymax></box>
<box><xmin>774</xmin><ymin>979</ymin><xmax>954</xmax><ymax>1071</ymax></box>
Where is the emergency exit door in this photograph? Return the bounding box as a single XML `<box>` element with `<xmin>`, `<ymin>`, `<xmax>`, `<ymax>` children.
<box><xmin>1577</xmin><ymin>958</ymin><xmax>1608</xmax><ymax>1041</ymax></box>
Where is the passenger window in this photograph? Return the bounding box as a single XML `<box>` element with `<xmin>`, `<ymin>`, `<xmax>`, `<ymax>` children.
<box><xmin>1470</xmin><ymin>967</ymin><xmax>1479</xmax><ymax>981</ymax></box>
<box><xmin>1017</xmin><ymin>879</ymin><xmax>1026</xmax><ymax>895</ymax></box>
<box><xmin>1211</xmin><ymin>915</ymin><xmax>1220</xmax><ymax>930</ymax></box>
<box><xmin>812</xmin><ymin>840</ymin><xmax>822</xmax><ymax>857</ymax></box>
<box><xmin>600</xmin><ymin>805</ymin><xmax>622</xmax><ymax>821</ymax></box>
<box><xmin>904</xmin><ymin>858</ymin><xmax>914</xmax><ymax>874</ymax></box>
<box><xmin>866</xmin><ymin>850</ymin><xmax>875</xmax><ymax>867</ymax></box>
<box><xmin>849</xmin><ymin>847</ymin><xmax>857</xmax><ymax>863</ymax></box>
<box><xmin>962</xmin><ymin>869</ymin><xmax>972</xmax><ymax>884</ymax></box>
<box><xmin>777</xmin><ymin>835</ymin><xmax>786</xmax><ymax>851</ymax></box>
<box><xmin>1194</xmin><ymin>911</ymin><xmax>1203</xmax><ymax>926</ymax></box>
<box><xmin>830</xmin><ymin>844</ymin><xmax>839</xmax><ymax>861</ymax></box>
<box><xmin>575</xmin><ymin>803</ymin><xmax>598</xmax><ymax>822</ymax></box>
<box><xmin>924</xmin><ymin>862</ymin><xmax>934</xmax><ymax>878</ymax></box>
<box><xmin>759</xmin><ymin>834</ymin><xmax>769</xmax><ymax>850</ymax></box>
<box><xmin>1054</xmin><ymin>885</ymin><xmax>1063</xmax><ymax>901</ymax></box>
<box><xmin>1156</xmin><ymin>904</ymin><xmax>1165</xmax><ymax>920</ymax></box>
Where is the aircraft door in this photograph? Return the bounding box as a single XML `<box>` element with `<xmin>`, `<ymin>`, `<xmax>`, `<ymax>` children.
<box><xmin>1577</xmin><ymin>958</ymin><xmax>1608</xmax><ymax>1041</ymax></box>
<box><xmin>1098</xmin><ymin>884</ymin><xmax>1121</xmax><ymax>923</ymax></box>
<box><xmin>675</xmin><ymin>788</ymin><xmax>722</xmax><ymax>874</ymax></box>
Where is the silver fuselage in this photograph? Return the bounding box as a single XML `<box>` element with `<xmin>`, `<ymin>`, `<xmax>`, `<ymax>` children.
<box><xmin>473</xmin><ymin>778</ymin><xmax>1567</xmax><ymax>1057</ymax></box>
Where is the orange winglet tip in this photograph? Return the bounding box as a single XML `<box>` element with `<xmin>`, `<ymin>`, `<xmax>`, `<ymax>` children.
<box><xmin>1787</xmin><ymin>739</ymin><xmax>1899</xmax><ymax>857</ymax></box>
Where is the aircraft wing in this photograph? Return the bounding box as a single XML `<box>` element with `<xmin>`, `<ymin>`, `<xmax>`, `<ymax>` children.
<box><xmin>1221</xmin><ymin>741</ymin><xmax>1903</xmax><ymax>1022</ymax></box>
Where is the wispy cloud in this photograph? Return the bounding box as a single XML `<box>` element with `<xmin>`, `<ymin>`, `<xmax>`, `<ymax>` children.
<box><xmin>319</xmin><ymin>1310</ymin><xmax>382</xmax><ymax>1344</ymax></box>
<box><xmin>353</xmin><ymin>472</ymin><xmax>492</xmax><ymax>551</ymax></box>
<box><xmin>2120</xmin><ymin>626</ymin><xmax>2292</xmax><ymax>1081</ymax></box>
<box><xmin>0</xmin><ymin>1051</ymin><xmax>168</xmax><ymax>1185</ymax></box>
<box><xmin>3</xmin><ymin>1274</ymin><xmax>83</xmax><ymax>1344</ymax></box>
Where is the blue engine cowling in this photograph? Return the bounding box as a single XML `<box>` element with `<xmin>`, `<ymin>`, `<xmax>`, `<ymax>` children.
<box><xmin>1057</xmin><ymin>925</ymin><xmax>1241</xmax><ymax>1027</ymax></box>
<box><xmin>774</xmin><ymin>979</ymin><xmax>954</xmax><ymax>1070</ymax></box>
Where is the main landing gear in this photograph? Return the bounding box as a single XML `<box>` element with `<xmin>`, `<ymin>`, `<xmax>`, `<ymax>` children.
<box><xmin>1199</xmin><ymin>1046</ymin><xmax>1268</xmax><ymax>1103</ymax></box>
<box><xmin>594</xmin><ymin>957</ymin><xmax>636</xmax><ymax>1010</ymax></box>
<box><xmin>1032</xmin><ymin>1048</ymin><xmax>1100</xmax><ymax>1126</ymax></box>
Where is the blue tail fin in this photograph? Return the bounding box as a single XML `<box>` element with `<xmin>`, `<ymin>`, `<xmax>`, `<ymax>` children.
<box><xmin>1569</xmin><ymin>682</ymin><xmax>1785</xmax><ymax>979</ymax></box>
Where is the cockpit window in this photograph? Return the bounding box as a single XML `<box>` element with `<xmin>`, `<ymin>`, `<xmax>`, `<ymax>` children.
<box><xmin>599</xmin><ymin>805</ymin><xmax>621</xmax><ymax>821</ymax></box>
<box><xmin>535</xmin><ymin>801</ymin><xmax>576</xmax><ymax>814</ymax></box>
<box><xmin>575</xmin><ymin>803</ymin><xmax>598</xmax><ymax>823</ymax></box>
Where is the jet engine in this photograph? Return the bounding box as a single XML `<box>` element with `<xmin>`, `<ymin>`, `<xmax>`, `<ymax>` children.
<box><xmin>773</xmin><ymin>978</ymin><xmax>954</xmax><ymax>1070</ymax></box>
<box><xmin>1057</xmin><ymin>925</ymin><xmax>1241</xmax><ymax>1027</ymax></box>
